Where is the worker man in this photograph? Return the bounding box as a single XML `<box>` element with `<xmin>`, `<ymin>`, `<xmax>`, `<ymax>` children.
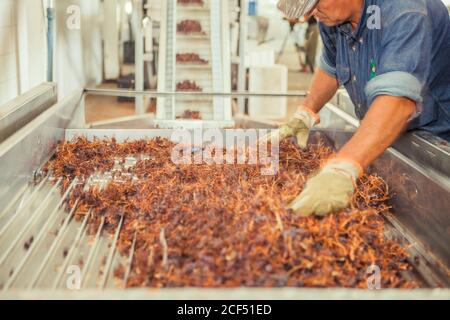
<box><xmin>275</xmin><ymin>0</ymin><xmax>450</xmax><ymax>216</ymax></box>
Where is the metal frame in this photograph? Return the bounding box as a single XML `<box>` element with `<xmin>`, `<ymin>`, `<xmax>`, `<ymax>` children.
<box><xmin>0</xmin><ymin>88</ymin><xmax>449</xmax><ymax>299</ymax></box>
<box><xmin>83</xmin><ymin>88</ymin><xmax>308</xmax><ymax>128</ymax></box>
<box><xmin>155</xmin><ymin>0</ymin><xmax>234</xmax><ymax>123</ymax></box>
<box><xmin>237</xmin><ymin>0</ymin><xmax>248</xmax><ymax>114</ymax></box>
<box><xmin>333</xmin><ymin>89</ymin><xmax>450</xmax><ymax>180</ymax></box>
<box><xmin>0</xmin><ymin>88</ymin><xmax>84</xmax><ymax>209</ymax></box>
<box><xmin>84</xmin><ymin>87</ymin><xmax>309</xmax><ymax>98</ymax></box>
<box><xmin>0</xmin><ymin>83</ymin><xmax>57</xmax><ymax>144</ymax></box>
<box><xmin>1</xmin><ymin>288</ymin><xmax>450</xmax><ymax>300</ymax></box>
<box><xmin>133</xmin><ymin>0</ymin><xmax>145</xmax><ymax>114</ymax></box>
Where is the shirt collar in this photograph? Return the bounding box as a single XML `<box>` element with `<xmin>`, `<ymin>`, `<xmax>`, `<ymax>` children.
<box><xmin>337</xmin><ymin>0</ymin><xmax>370</xmax><ymax>40</ymax></box>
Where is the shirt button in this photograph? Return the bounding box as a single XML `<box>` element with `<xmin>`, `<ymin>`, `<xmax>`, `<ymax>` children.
<box><xmin>352</xmin><ymin>46</ymin><xmax>356</xmax><ymax>51</ymax></box>
<box><xmin>359</xmin><ymin>38</ymin><xmax>363</xmax><ymax>44</ymax></box>
<box><xmin>353</xmin><ymin>75</ymin><xmax>357</xmax><ymax>81</ymax></box>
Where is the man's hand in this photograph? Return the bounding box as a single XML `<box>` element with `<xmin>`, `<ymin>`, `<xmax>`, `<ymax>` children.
<box><xmin>260</xmin><ymin>68</ymin><xmax>337</xmax><ymax>148</ymax></box>
<box><xmin>263</xmin><ymin>106</ymin><xmax>319</xmax><ymax>148</ymax></box>
<box><xmin>335</xmin><ymin>96</ymin><xmax>416</xmax><ymax>169</ymax></box>
<box><xmin>288</xmin><ymin>159</ymin><xmax>362</xmax><ymax>216</ymax></box>
<box><xmin>278</xmin><ymin>117</ymin><xmax>310</xmax><ymax>148</ymax></box>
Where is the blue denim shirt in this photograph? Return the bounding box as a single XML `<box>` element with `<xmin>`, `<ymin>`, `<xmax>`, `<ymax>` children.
<box><xmin>319</xmin><ymin>0</ymin><xmax>450</xmax><ymax>140</ymax></box>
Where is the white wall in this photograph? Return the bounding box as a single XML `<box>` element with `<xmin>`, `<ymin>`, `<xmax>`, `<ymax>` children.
<box><xmin>0</xmin><ymin>0</ymin><xmax>18</xmax><ymax>106</ymax></box>
<box><xmin>0</xmin><ymin>0</ymin><xmax>103</xmax><ymax>107</ymax></box>
<box><xmin>54</xmin><ymin>0</ymin><xmax>103</xmax><ymax>98</ymax></box>
<box><xmin>18</xmin><ymin>0</ymin><xmax>47</xmax><ymax>93</ymax></box>
<box><xmin>103</xmin><ymin>0</ymin><xmax>120</xmax><ymax>80</ymax></box>
<box><xmin>257</xmin><ymin>0</ymin><xmax>290</xmax><ymax>48</ymax></box>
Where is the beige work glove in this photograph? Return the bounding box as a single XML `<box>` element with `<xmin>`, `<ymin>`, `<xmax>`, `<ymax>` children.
<box><xmin>263</xmin><ymin>107</ymin><xmax>320</xmax><ymax>149</ymax></box>
<box><xmin>288</xmin><ymin>159</ymin><xmax>363</xmax><ymax>216</ymax></box>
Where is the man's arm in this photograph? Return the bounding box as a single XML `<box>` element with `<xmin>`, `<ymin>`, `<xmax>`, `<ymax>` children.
<box><xmin>337</xmin><ymin>95</ymin><xmax>415</xmax><ymax>169</ymax></box>
<box><xmin>289</xmin><ymin>9</ymin><xmax>431</xmax><ymax>217</ymax></box>
<box><xmin>289</xmin><ymin>95</ymin><xmax>415</xmax><ymax>217</ymax></box>
<box><xmin>298</xmin><ymin>69</ymin><xmax>416</xmax><ymax>169</ymax></box>
<box><xmin>269</xmin><ymin>24</ymin><xmax>338</xmax><ymax>145</ymax></box>
<box><xmin>302</xmin><ymin>68</ymin><xmax>339</xmax><ymax>114</ymax></box>
<box><xmin>265</xmin><ymin>67</ymin><xmax>338</xmax><ymax>148</ymax></box>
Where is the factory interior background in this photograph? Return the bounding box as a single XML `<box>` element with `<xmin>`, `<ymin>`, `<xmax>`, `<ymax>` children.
<box><xmin>1</xmin><ymin>0</ymin><xmax>449</xmax><ymax>122</ymax></box>
<box><xmin>0</xmin><ymin>0</ymin><xmax>329</xmax><ymax>122</ymax></box>
<box><xmin>0</xmin><ymin>0</ymin><xmax>450</xmax><ymax>301</ymax></box>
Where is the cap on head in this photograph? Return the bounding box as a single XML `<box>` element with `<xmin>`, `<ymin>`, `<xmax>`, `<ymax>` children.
<box><xmin>277</xmin><ymin>0</ymin><xmax>319</xmax><ymax>19</ymax></box>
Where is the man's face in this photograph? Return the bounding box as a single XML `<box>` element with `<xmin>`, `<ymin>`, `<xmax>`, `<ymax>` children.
<box><xmin>310</xmin><ymin>0</ymin><xmax>354</xmax><ymax>26</ymax></box>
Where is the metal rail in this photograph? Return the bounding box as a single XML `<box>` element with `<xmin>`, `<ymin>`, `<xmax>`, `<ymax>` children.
<box><xmin>0</xmin><ymin>85</ymin><xmax>449</xmax><ymax>297</ymax></box>
<box><xmin>0</xmin><ymin>175</ymin><xmax>49</xmax><ymax>238</ymax></box>
<box><xmin>100</xmin><ymin>215</ymin><xmax>124</xmax><ymax>289</ymax></box>
<box><xmin>84</xmin><ymin>88</ymin><xmax>309</xmax><ymax>98</ymax></box>
<box><xmin>0</xmin><ymin>128</ymin><xmax>447</xmax><ymax>292</ymax></box>
<box><xmin>0</xmin><ymin>178</ymin><xmax>61</xmax><ymax>268</ymax></box>
<box><xmin>80</xmin><ymin>217</ymin><xmax>106</xmax><ymax>288</ymax></box>
<box><xmin>28</xmin><ymin>198</ymin><xmax>80</xmax><ymax>289</ymax></box>
<box><xmin>0</xmin><ymin>83</ymin><xmax>57</xmax><ymax>143</ymax></box>
<box><xmin>3</xmin><ymin>179</ymin><xmax>77</xmax><ymax>290</ymax></box>
<box><xmin>52</xmin><ymin>210</ymin><xmax>91</xmax><ymax>289</ymax></box>
<box><xmin>123</xmin><ymin>231</ymin><xmax>137</xmax><ymax>289</ymax></box>
<box><xmin>0</xmin><ymin>184</ymin><xmax>29</xmax><ymax>222</ymax></box>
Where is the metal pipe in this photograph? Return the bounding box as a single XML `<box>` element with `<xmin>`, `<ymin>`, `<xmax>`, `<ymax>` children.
<box><xmin>80</xmin><ymin>218</ymin><xmax>105</xmax><ymax>287</ymax></box>
<box><xmin>46</xmin><ymin>1</ymin><xmax>55</xmax><ymax>82</ymax></box>
<box><xmin>101</xmin><ymin>215</ymin><xmax>124</xmax><ymax>289</ymax></box>
<box><xmin>0</xmin><ymin>179</ymin><xmax>61</xmax><ymax>268</ymax></box>
<box><xmin>52</xmin><ymin>210</ymin><xmax>91</xmax><ymax>289</ymax></box>
<box><xmin>0</xmin><ymin>184</ymin><xmax>28</xmax><ymax>222</ymax></box>
<box><xmin>133</xmin><ymin>0</ymin><xmax>145</xmax><ymax>114</ymax></box>
<box><xmin>0</xmin><ymin>175</ymin><xmax>49</xmax><ymax>239</ymax></box>
<box><xmin>324</xmin><ymin>103</ymin><xmax>360</xmax><ymax>128</ymax></box>
<box><xmin>237</xmin><ymin>0</ymin><xmax>249</xmax><ymax>114</ymax></box>
<box><xmin>122</xmin><ymin>231</ymin><xmax>137</xmax><ymax>288</ymax></box>
<box><xmin>3</xmin><ymin>179</ymin><xmax>77</xmax><ymax>290</ymax></box>
<box><xmin>84</xmin><ymin>88</ymin><xmax>308</xmax><ymax>98</ymax></box>
<box><xmin>28</xmin><ymin>198</ymin><xmax>80</xmax><ymax>289</ymax></box>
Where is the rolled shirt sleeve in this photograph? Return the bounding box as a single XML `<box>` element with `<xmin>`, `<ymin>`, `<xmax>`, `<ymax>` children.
<box><xmin>365</xmin><ymin>11</ymin><xmax>432</xmax><ymax>114</ymax></box>
<box><xmin>319</xmin><ymin>55</ymin><xmax>337</xmax><ymax>78</ymax></box>
<box><xmin>318</xmin><ymin>24</ymin><xmax>337</xmax><ymax>77</ymax></box>
<box><xmin>365</xmin><ymin>71</ymin><xmax>423</xmax><ymax>104</ymax></box>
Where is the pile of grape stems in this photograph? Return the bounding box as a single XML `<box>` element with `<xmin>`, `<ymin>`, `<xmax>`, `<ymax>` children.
<box><xmin>177</xmin><ymin>20</ymin><xmax>205</xmax><ymax>35</ymax></box>
<box><xmin>178</xmin><ymin>0</ymin><xmax>204</xmax><ymax>6</ymax></box>
<box><xmin>176</xmin><ymin>110</ymin><xmax>202</xmax><ymax>120</ymax></box>
<box><xmin>176</xmin><ymin>53</ymin><xmax>209</xmax><ymax>65</ymax></box>
<box><xmin>42</xmin><ymin>137</ymin><xmax>418</xmax><ymax>288</ymax></box>
<box><xmin>176</xmin><ymin>80</ymin><xmax>203</xmax><ymax>92</ymax></box>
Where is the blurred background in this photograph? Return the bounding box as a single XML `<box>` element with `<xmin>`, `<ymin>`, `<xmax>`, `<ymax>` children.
<box><xmin>0</xmin><ymin>0</ymin><xmax>449</xmax><ymax>124</ymax></box>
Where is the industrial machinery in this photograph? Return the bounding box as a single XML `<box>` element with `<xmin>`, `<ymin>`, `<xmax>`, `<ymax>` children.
<box><xmin>154</xmin><ymin>0</ymin><xmax>234</xmax><ymax>128</ymax></box>
<box><xmin>0</xmin><ymin>86</ymin><xmax>449</xmax><ymax>299</ymax></box>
